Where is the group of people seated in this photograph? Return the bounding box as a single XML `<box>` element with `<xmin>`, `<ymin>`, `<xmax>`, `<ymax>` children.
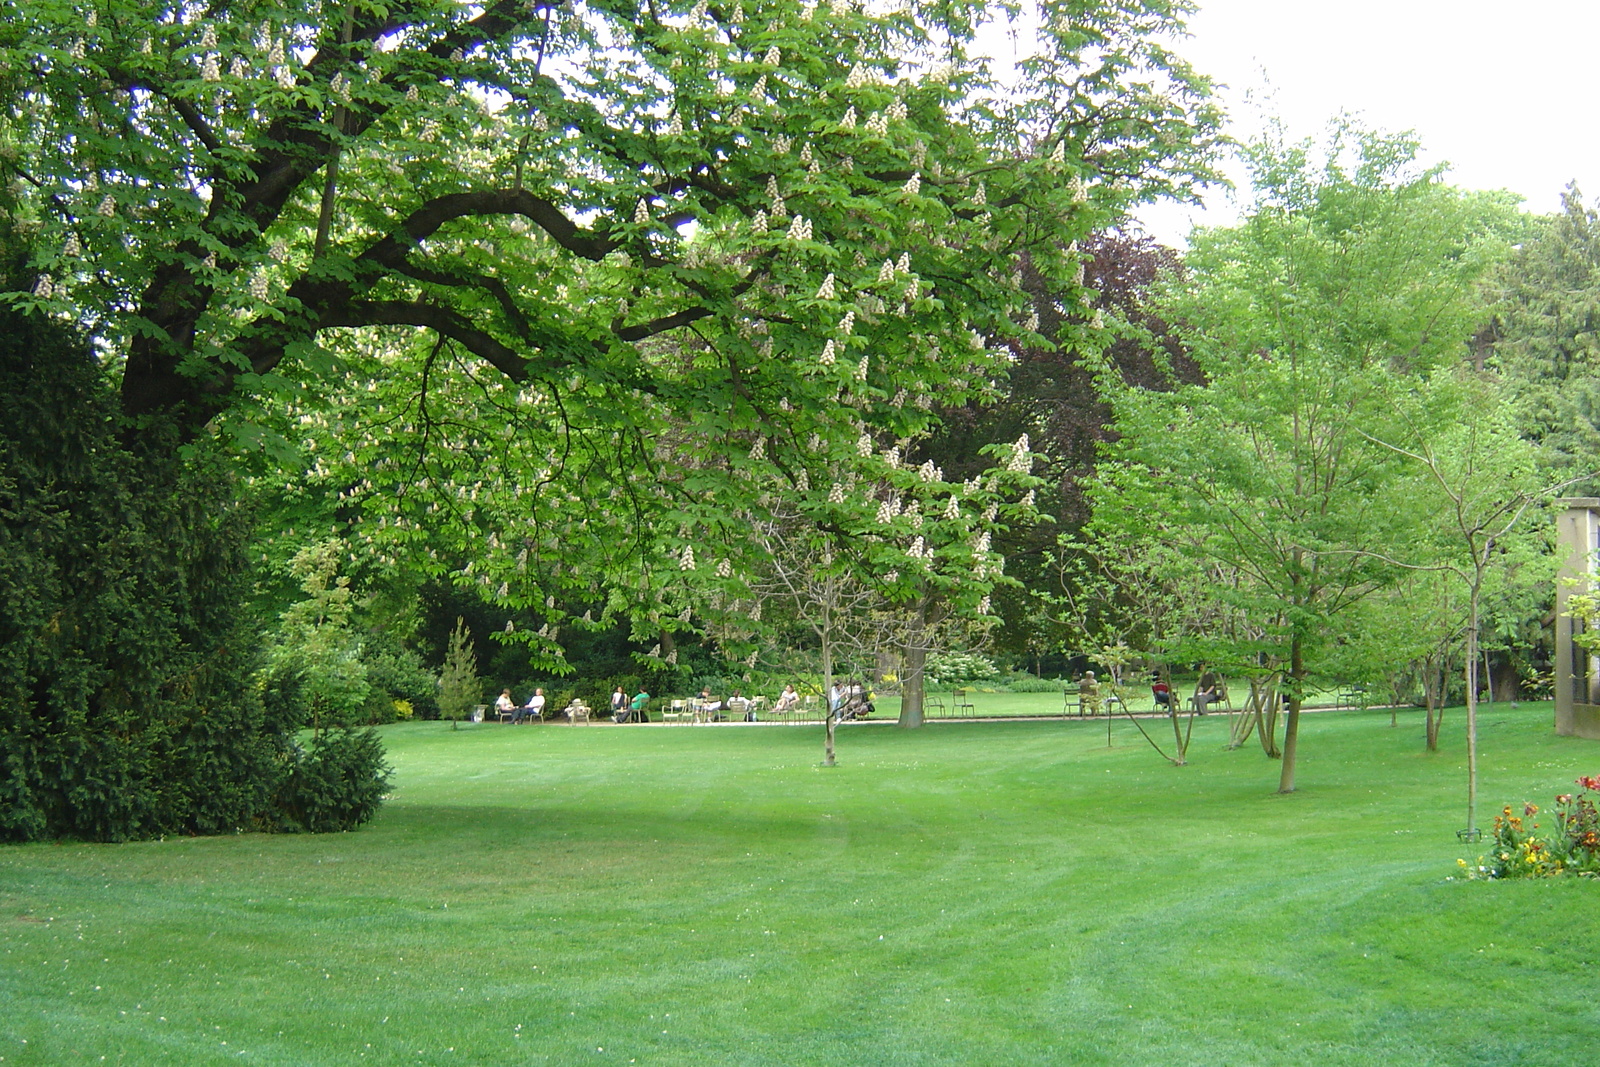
<box><xmin>494</xmin><ymin>687</ymin><xmax>545</xmax><ymax>723</ymax></box>
<box><xmin>1151</xmin><ymin>669</ymin><xmax>1224</xmax><ymax>714</ymax></box>
<box><xmin>610</xmin><ymin>687</ymin><xmax>651</xmax><ymax>723</ymax></box>
<box><xmin>829</xmin><ymin>680</ymin><xmax>875</xmax><ymax>721</ymax></box>
<box><xmin>494</xmin><ymin>686</ymin><xmax>622</xmax><ymax>723</ymax></box>
<box><xmin>489</xmin><ymin>681</ymin><xmax>856</xmax><ymax>725</ymax></box>
<box><xmin>1076</xmin><ymin>669</ymin><xmax>1226</xmax><ymax>716</ymax></box>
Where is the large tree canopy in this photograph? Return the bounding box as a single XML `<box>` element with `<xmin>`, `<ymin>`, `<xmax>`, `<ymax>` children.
<box><xmin>4</xmin><ymin>0</ymin><xmax>1222</xmax><ymax>664</ymax></box>
<box><xmin>6</xmin><ymin>0</ymin><xmax>1220</xmax><ymax>429</ymax></box>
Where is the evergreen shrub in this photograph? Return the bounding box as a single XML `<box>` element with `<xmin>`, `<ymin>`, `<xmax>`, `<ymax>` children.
<box><xmin>0</xmin><ymin>233</ymin><xmax>388</xmax><ymax>841</ymax></box>
<box><xmin>276</xmin><ymin>728</ymin><xmax>392</xmax><ymax>833</ymax></box>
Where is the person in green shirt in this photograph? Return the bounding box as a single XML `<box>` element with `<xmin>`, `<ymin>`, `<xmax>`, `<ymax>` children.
<box><xmin>628</xmin><ymin>690</ymin><xmax>650</xmax><ymax>723</ymax></box>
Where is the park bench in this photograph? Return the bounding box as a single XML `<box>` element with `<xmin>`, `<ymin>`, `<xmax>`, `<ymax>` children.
<box><xmin>1336</xmin><ymin>683</ymin><xmax>1369</xmax><ymax>709</ymax></box>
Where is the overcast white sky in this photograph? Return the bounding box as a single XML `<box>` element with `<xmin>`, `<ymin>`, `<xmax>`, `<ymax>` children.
<box><xmin>1126</xmin><ymin>0</ymin><xmax>1600</xmax><ymax>245</ymax></box>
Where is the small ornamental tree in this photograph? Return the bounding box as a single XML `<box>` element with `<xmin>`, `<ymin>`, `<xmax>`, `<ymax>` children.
<box><xmin>738</xmin><ymin>502</ymin><xmax>883</xmax><ymax>765</ymax></box>
<box><xmin>1381</xmin><ymin>384</ymin><xmax>1578</xmax><ymax>835</ymax></box>
<box><xmin>438</xmin><ymin>616</ymin><xmax>480</xmax><ymax>726</ymax></box>
<box><xmin>698</xmin><ymin>431</ymin><xmax>1040</xmax><ymax>760</ymax></box>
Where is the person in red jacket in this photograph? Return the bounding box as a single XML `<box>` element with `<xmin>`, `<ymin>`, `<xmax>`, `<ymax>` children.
<box><xmin>1151</xmin><ymin>672</ymin><xmax>1174</xmax><ymax>712</ymax></box>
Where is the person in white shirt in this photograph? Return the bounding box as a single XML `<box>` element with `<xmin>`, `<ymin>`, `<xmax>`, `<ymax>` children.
<box><xmin>516</xmin><ymin>687</ymin><xmax>545</xmax><ymax>723</ymax></box>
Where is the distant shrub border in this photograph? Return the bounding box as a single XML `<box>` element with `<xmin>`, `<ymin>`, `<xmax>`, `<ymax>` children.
<box><xmin>1458</xmin><ymin>776</ymin><xmax>1600</xmax><ymax>879</ymax></box>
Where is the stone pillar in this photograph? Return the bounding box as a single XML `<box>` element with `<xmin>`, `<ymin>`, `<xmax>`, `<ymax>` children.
<box><xmin>1554</xmin><ymin>498</ymin><xmax>1600</xmax><ymax>739</ymax></box>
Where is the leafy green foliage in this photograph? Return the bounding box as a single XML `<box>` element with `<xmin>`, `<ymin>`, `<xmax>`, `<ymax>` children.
<box><xmin>2</xmin><ymin>0</ymin><xmax>1222</xmax><ymax>681</ymax></box>
<box><xmin>0</xmin><ymin>209</ymin><xmax>391</xmax><ymax>840</ymax></box>
<box><xmin>358</xmin><ymin>631</ymin><xmax>439</xmax><ymax>722</ymax></box>
<box><xmin>1089</xmin><ymin>121</ymin><xmax>1522</xmax><ymax>791</ymax></box>
<box><xmin>924</xmin><ymin>651</ymin><xmax>999</xmax><ymax>684</ymax></box>
<box><xmin>437</xmin><ymin>616</ymin><xmax>480</xmax><ymax>722</ymax></box>
<box><xmin>261</xmin><ymin>541</ymin><xmax>372</xmax><ymax>732</ymax></box>
<box><xmin>276</xmin><ymin>726</ymin><xmax>392</xmax><ymax>833</ymax></box>
<box><xmin>0</xmin><ymin>243</ymin><xmax>280</xmax><ymax>841</ymax></box>
<box><xmin>995</xmin><ymin>673</ymin><xmax>1069</xmax><ymax>693</ymax></box>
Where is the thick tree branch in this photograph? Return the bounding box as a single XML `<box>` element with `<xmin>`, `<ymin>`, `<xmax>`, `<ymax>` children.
<box><xmin>391</xmin><ymin>260</ymin><xmax>534</xmax><ymax>341</ymax></box>
<box><xmin>616</xmin><ymin>306</ymin><xmax>716</xmax><ymax>343</ymax></box>
<box><xmin>324</xmin><ymin>300</ymin><xmax>531</xmax><ymax>382</ymax></box>
<box><xmin>361</xmin><ymin>189</ymin><xmax>617</xmax><ymax>267</ymax></box>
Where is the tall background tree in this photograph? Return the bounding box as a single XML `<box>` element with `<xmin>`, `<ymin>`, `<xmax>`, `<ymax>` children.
<box><xmin>1090</xmin><ymin>120</ymin><xmax>1523</xmax><ymax>794</ymax></box>
<box><xmin>1488</xmin><ymin>184</ymin><xmax>1600</xmax><ymax>486</ymax></box>
<box><xmin>921</xmin><ymin>225</ymin><xmax>1197</xmax><ymax>674</ymax></box>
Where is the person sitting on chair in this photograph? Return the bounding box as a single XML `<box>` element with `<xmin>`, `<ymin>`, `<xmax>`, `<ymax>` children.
<box><xmin>1151</xmin><ymin>673</ymin><xmax>1174</xmax><ymax>712</ymax></box>
<box><xmin>515</xmin><ymin>687</ymin><xmax>545</xmax><ymax>723</ymax></box>
<box><xmin>698</xmin><ymin>688</ymin><xmax>725</xmax><ymax>720</ymax></box>
<box><xmin>611</xmin><ymin>686</ymin><xmax>628</xmax><ymax>722</ymax></box>
<box><xmin>495</xmin><ymin>688</ymin><xmax>515</xmax><ymax>720</ymax></box>
<box><xmin>629</xmin><ymin>690</ymin><xmax>650</xmax><ymax>722</ymax></box>
<box><xmin>1079</xmin><ymin>671</ymin><xmax>1101</xmax><ymax>716</ymax></box>
<box><xmin>1193</xmin><ymin>670</ymin><xmax>1221</xmax><ymax>715</ymax></box>
<box><xmin>774</xmin><ymin>684</ymin><xmax>799</xmax><ymax>714</ymax></box>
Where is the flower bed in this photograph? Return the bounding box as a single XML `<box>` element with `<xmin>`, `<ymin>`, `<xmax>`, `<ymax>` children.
<box><xmin>1459</xmin><ymin>776</ymin><xmax>1600</xmax><ymax>879</ymax></box>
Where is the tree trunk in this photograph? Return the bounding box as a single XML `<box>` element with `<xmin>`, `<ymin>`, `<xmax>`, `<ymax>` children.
<box><xmin>1424</xmin><ymin>655</ymin><xmax>1442</xmax><ymax>752</ymax></box>
<box><xmin>1481</xmin><ymin>645</ymin><xmax>1493</xmax><ymax>708</ymax></box>
<box><xmin>1424</xmin><ymin>695</ymin><xmax>1439</xmax><ymax>751</ymax></box>
<box><xmin>821</xmin><ymin>634</ymin><xmax>836</xmax><ymax>767</ymax></box>
<box><xmin>1464</xmin><ymin>594</ymin><xmax>1481</xmax><ymax>833</ymax></box>
<box><xmin>1277</xmin><ymin>637</ymin><xmax>1304</xmax><ymax>793</ymax></box>
<box><xmin>1228</xmin><ymin>681</ymin><xmax>1260</xmax><ymax>750</ymax></box>
<box><xmin>898</xmin><ymin>597</ymin><xmax>927</xmax><ymax>729</ymax></box>
<box><xmin>1166</xmin><ymin>667</ymin><xmax>1188</xmax><ymax>765</ymax></box>
<box><xmin>1254</xmin><ymin>680</ymin><xmax>1281</xmax><ymax>759</ymax></box>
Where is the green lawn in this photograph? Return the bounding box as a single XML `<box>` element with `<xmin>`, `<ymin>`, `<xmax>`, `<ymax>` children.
<box><xmin>3</xmin><ymin>702</ymin><xmax>1597</xmax><ymax>1065</ymax></box>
